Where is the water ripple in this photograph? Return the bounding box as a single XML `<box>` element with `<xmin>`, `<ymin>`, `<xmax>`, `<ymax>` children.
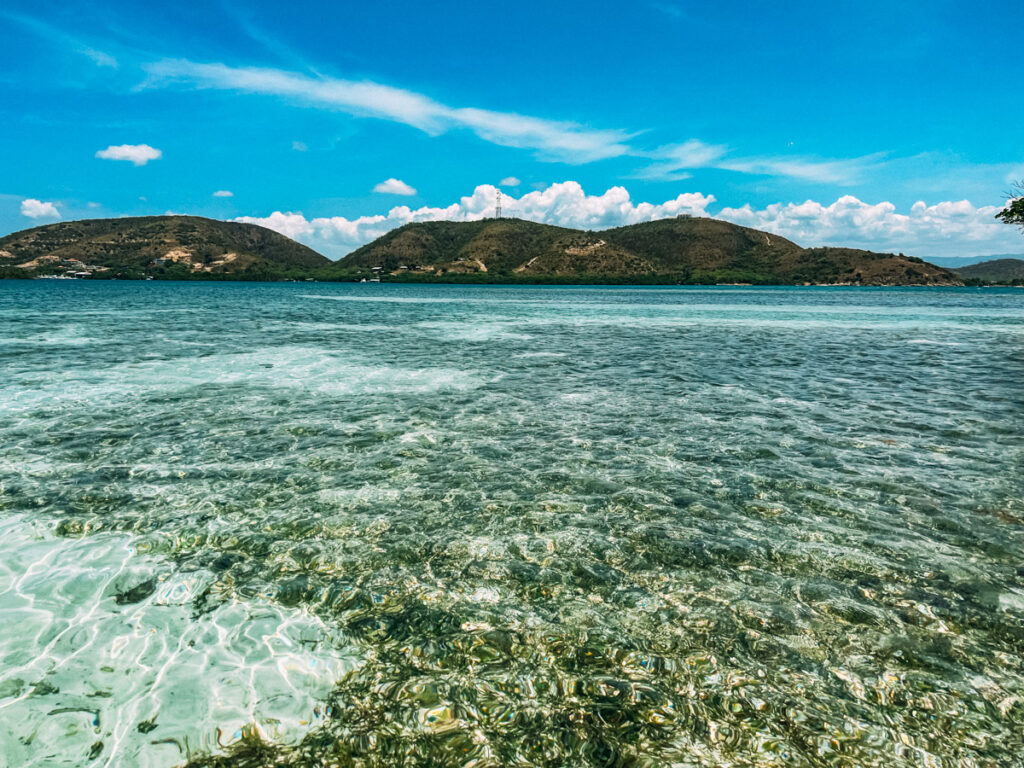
<box><xmin>0</xmin><ymin>282</ymin><xmax>1021</xmax><ymax>767</ymax></box>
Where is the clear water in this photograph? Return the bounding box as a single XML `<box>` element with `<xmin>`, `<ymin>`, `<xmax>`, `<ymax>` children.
<box><xmin>1</xmin><ymin>281</ymin><xmax>1022</xmax><ymax>768</ymax></box>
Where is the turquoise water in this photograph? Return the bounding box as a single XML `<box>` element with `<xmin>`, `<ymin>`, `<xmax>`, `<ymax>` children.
<box><xmin>1</xmin><ymin>281</ymin><xmax>1022</xmax><ymax>767</ymax></box>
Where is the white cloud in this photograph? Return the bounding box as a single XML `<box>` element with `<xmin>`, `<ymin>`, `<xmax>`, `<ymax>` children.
<box><xmin>633</xmin><ymin>140</ymin><xmax>882</xmax><ymax>184</ymax></box>
<box><xmin>508</xmin><ymin>182</ymin><xmax>714</xmax><ymax>229</ymax></box>
<box><xmin>5</xmin><ymin>13</ymin><xmax>118</xmax><ymax>69</ymax></box>
<box><xmin>716</xmin><ymin>153</ymin><xmax>886</xmax><ymax>185</ymax></box>
<box><xmin>373</xmin><ymin>178</ymin><xmax>417</xmax><ymax>196</ymax></box>
<box><xmin>144</xmin><ymin>60</ymin><xmax>635</xmax><ymax>165</ymax></box>
<box><xmin>235</xmin><ymin>181</ymin><xmax>715</xmax><ymax>258</ymax></box>
<box><xmin>499</xmin><ymin>176</ymin><xmax>521</xmax><ymax>187</ymax></box>
<box><xmin>234</xmin><ymin>183</ymin><xmax>1024</xmax><ymax>262</ymax></box>
<box><xmin>213</xmin><ymin>190</ymin><xmax>234</xmax><ymax>197</ymax></box>
<box><xmin>235</xmin><ymin>211</ymin><xmax>315</xmax><ymax>241</ymax></box>
<box><xmin>141</xmin><ymin>59</ymin><xmax>877</xmax><ymax>180</ymax></box>
<box><xmin>292</xmin><ymin>141</ymin><xmax>308</xmax><ymax>152</ymax></box>
<box><xmin>718</xmin><ymin>195</ymin><xmax>1021</xmax><ymax>258</ymax></box>
<box><xmin>635</xmin><ymin>139</ymin><xmax>727</xmax><ymax>180</ymax></box>
<box><xmin>95</xmin><ymin>144</ymin><xmax>162</xmax><ymax>166</ymax></box>
<box><xmin>145</xmin><ymin>63</ymin><xmax>849</xmax><ymax>182</ymax></box>
<box><xmin>81</xmin><ymin>47</ymin><xmax>117</xmax><ymax>68</ymax></box>
<box><xmin>21</xmin><ymin>199</ymin><xmax>61</xmax><ymax>219</ymax></box>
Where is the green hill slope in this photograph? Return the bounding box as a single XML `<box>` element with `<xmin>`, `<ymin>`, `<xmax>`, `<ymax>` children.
<box><xmin>0</xmin><ymin>216</ymin><xmax>330</xmax><ymax>279</ymax></box>
<box><xmin>0</xmin><ymin>214</ymin><xmax>966</xmax><ymax>285</ymax></box>
<box><xmin>339</xmin><ymin>216</ymin><xmax>961</xmax><ymax>285</ymax></box>
<box><xmin>954</xmin><ymin>258</ymin><xmax>1024</xmax><ymax>283</ymax></box>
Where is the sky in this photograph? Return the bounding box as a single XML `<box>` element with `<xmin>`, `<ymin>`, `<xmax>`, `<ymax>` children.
<box><xmin>2</xmin><ymin>0</ymin><xmax>1023</xmax><ymax>262</ymax></box>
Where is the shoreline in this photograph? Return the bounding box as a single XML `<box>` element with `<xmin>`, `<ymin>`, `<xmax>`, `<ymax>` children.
<box><xmin>4</xmin><ymin>276</ymin><xmax>1018</xmax><ymax>288</ymax></box>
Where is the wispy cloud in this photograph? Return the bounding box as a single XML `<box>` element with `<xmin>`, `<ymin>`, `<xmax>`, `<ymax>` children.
<box><xmin>219</xmin><ymin>2</ymin><xmax>314</xmax><ymax>71</ymax></box>
<box><xmin>213</xmin><ymin>189</ymin><xmax>234</xmax><ymax>197</ymax></box>
<box><xmin>142</xmin><ymin>60</ymin><xmax>636</xmax><ymax>164</ymax></box>
<box><xmin>650</xmin><ymin>3</ymin><xmax>685</xmax><ymax>19</ymax></box>
<box><xmin>631</xmin><ymin>139</ymin><xmax>727</xmax><ymax>181</ymax></box>
<box><xmin>81</xmin><ymin>47</ymin><xmax>118</xmax><ymax>68</ymax></box>
<box><xmin>632</xmin><ymin>141</ymin><xmax>882</xmax><ymax>185</ymax></box>
<box><xmin>3</xmin><ymin>8</ymin><xmax>880</xmax><ymax>185</ymax></box>
<box><xmin>142</xmin><ymin>59</ymin><xmax>864</xmax><ymax>177</ymax></box>
<box><xmin>2</xmin><ymin>11</ymin><xmax>119</xmax><ymax>69</ymax></box>
<box><xmin>716</xmin><ymin>153</ymin><xmax>887</xmax><ymax>185</ymax></box>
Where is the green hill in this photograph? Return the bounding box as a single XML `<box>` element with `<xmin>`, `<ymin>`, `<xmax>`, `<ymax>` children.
<box><xmin>339</xmin><ymin>216</ymin><xmax>961</xmax><ymax>285</ymax></box>
<box><xmin>954</xmin><ymin>258</ymin><xmax>1024</xmax><ymax>284</ymax></box>
<box><xmin>0</xmin><ymin>216</ymin><xmax>330</xmax><ymax>279</ymax></box>
<box><xmin>1</xmin><ymin>214</ymin><xmax>966</xmax><ymax>285</ymax></box>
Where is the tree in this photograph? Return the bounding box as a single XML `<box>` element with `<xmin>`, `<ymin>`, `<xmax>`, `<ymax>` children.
<box><xmin>995</xmin><ymin>180</ymin><xmax>1024</xmax><ymax>231</ymax></box>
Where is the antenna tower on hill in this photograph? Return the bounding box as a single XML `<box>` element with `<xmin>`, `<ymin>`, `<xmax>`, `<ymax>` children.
<box><xmin>495</xmin><ymin>190</ymin><xmax>502</xmax><ymax>219</ymax></box>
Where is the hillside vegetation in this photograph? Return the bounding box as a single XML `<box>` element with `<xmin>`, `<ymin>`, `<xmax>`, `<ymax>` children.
<box><xmin>0</xmin><ymin>216</ymin><xmax>330</xmax><ymax>279</ymax></box>
<box><xmin>339</xmin><ymin>216</ymin><xmax>961</xmax><ymax>285</ymax></box>
<box><xmin>954</xmin><ymin>258</ymin><xmax>1024</xmax><ymax>284</ymax></box>
<box><xmin>1</xmin><ymin>214</ymin><xmax>965</xmax><ymax>285</ymax></box>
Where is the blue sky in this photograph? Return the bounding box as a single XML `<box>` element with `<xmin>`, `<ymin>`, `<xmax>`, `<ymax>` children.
<box><xmin>2</xmin><ymin>0</ymin><xmax>1022</xmax><ymax>260</ymax></box>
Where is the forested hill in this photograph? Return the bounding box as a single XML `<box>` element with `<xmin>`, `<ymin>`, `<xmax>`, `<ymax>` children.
<box><xmin>1</xmin><ymin>214</ymin><xmax>964</xmax><ymax>285</ymax></box>
<box><xmin>0</xmin><ymin>216</ymin><xmax>330</xmax><ymax>279</ymax></box>
<box><xmin>339</xmin><ymin>216</ymin><xmax>962</xmax><ymax>285</ymax></box>
<box><xmin>954</xmin><ymin>258</ymin><xmax>1024</xmax><ymax>284</ymax></box>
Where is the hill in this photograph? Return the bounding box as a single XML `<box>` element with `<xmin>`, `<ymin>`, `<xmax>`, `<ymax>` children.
<box><xmin>0</xmin><ymin>216</ymin><xmax>330</xmax><ymax>279</ymax></box>
<box><xmin>339</xmin><ymin>216</ymin><xmax>961</xmax><ymax>285</ymax></box>
<box><xmin>0</xmin><ymin>214</ymin><xmax>966</xmax><ymax>285</ymax></box>
<box><xmin>954</xmin><ymin>258</ymin><xmax>1024</xmax><ymax>284</ymax></box>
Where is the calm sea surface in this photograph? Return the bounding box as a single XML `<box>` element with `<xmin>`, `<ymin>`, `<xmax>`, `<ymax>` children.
<box><xmin>1</xmin><ymin>281</ymin><xmax>1022</xmax><ymax>767</ymax></box>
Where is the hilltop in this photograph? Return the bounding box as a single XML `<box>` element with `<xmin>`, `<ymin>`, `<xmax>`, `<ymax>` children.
<box><xmin>954</xmin><ymin>258</ymin><xmax>1024</xmax><ymax>284</ymax></box>
<box><xmin>0</xmin><ymin>216</ymin><xmax>330</xmax><ymax>279</ymax></box>
<box><xmin>339</xmin><ymin>216</ymin><xmax>961</xmax><ymax>285</ymax></box>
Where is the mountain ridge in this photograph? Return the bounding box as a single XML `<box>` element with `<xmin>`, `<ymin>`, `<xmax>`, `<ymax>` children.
<box><xmin>340</xmin><ymin>216</ymin><xmax>962</xmax><ymax>285</ymax></box>
<box><xmin>1</xmin><ymin>214</ymin><xmax>965</xmax><ymax>285</ymax></box>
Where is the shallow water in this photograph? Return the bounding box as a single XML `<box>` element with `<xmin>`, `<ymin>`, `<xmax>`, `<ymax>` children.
<box><xmin>1</xmin><ymin>281</ymin><xmax>1022</xmax><ymax>767</ymax></box>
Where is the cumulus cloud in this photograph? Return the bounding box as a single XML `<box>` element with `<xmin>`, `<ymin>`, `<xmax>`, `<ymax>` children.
<box><xmin>95</xmin><ymin>144</ymin><xmax>162</xmax><ymax>166</ymax></box>
<box><xmin>235</xmin><ymin>181</ymin><xmax>715</xmax><ymax>258</ymax></box>
<box><xmin>235</xmin><ymin>211</ymin><xmax>315</xmax><ymax>240</ymax></box>
<box><xmin>373</xmin><ymin>178</ymin><xmax>417</xmax><ymax>196</ymax></box>
<box><xmin>235</xmin><ymin>183</ymin><xmax>1021</xmax><ymax>261</ymax></box>
<box><xmin>718</xmin><ymin>195</ymin><xmax>1020</xmax><ymax>258</ymax></box>
<box><xmin>213</xmin><ymin>190</ymin><xmax>234</xmax><ymax>197</ymax></box>
<box><xmin>500</xmin><ymin>176</ymin><xmax>521</xmax><ymax>187</ymax></box>
<box><xmin>20</xmin><ymin>198</ymin><xmax>61</xmax><ymax>219</ymax></box>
